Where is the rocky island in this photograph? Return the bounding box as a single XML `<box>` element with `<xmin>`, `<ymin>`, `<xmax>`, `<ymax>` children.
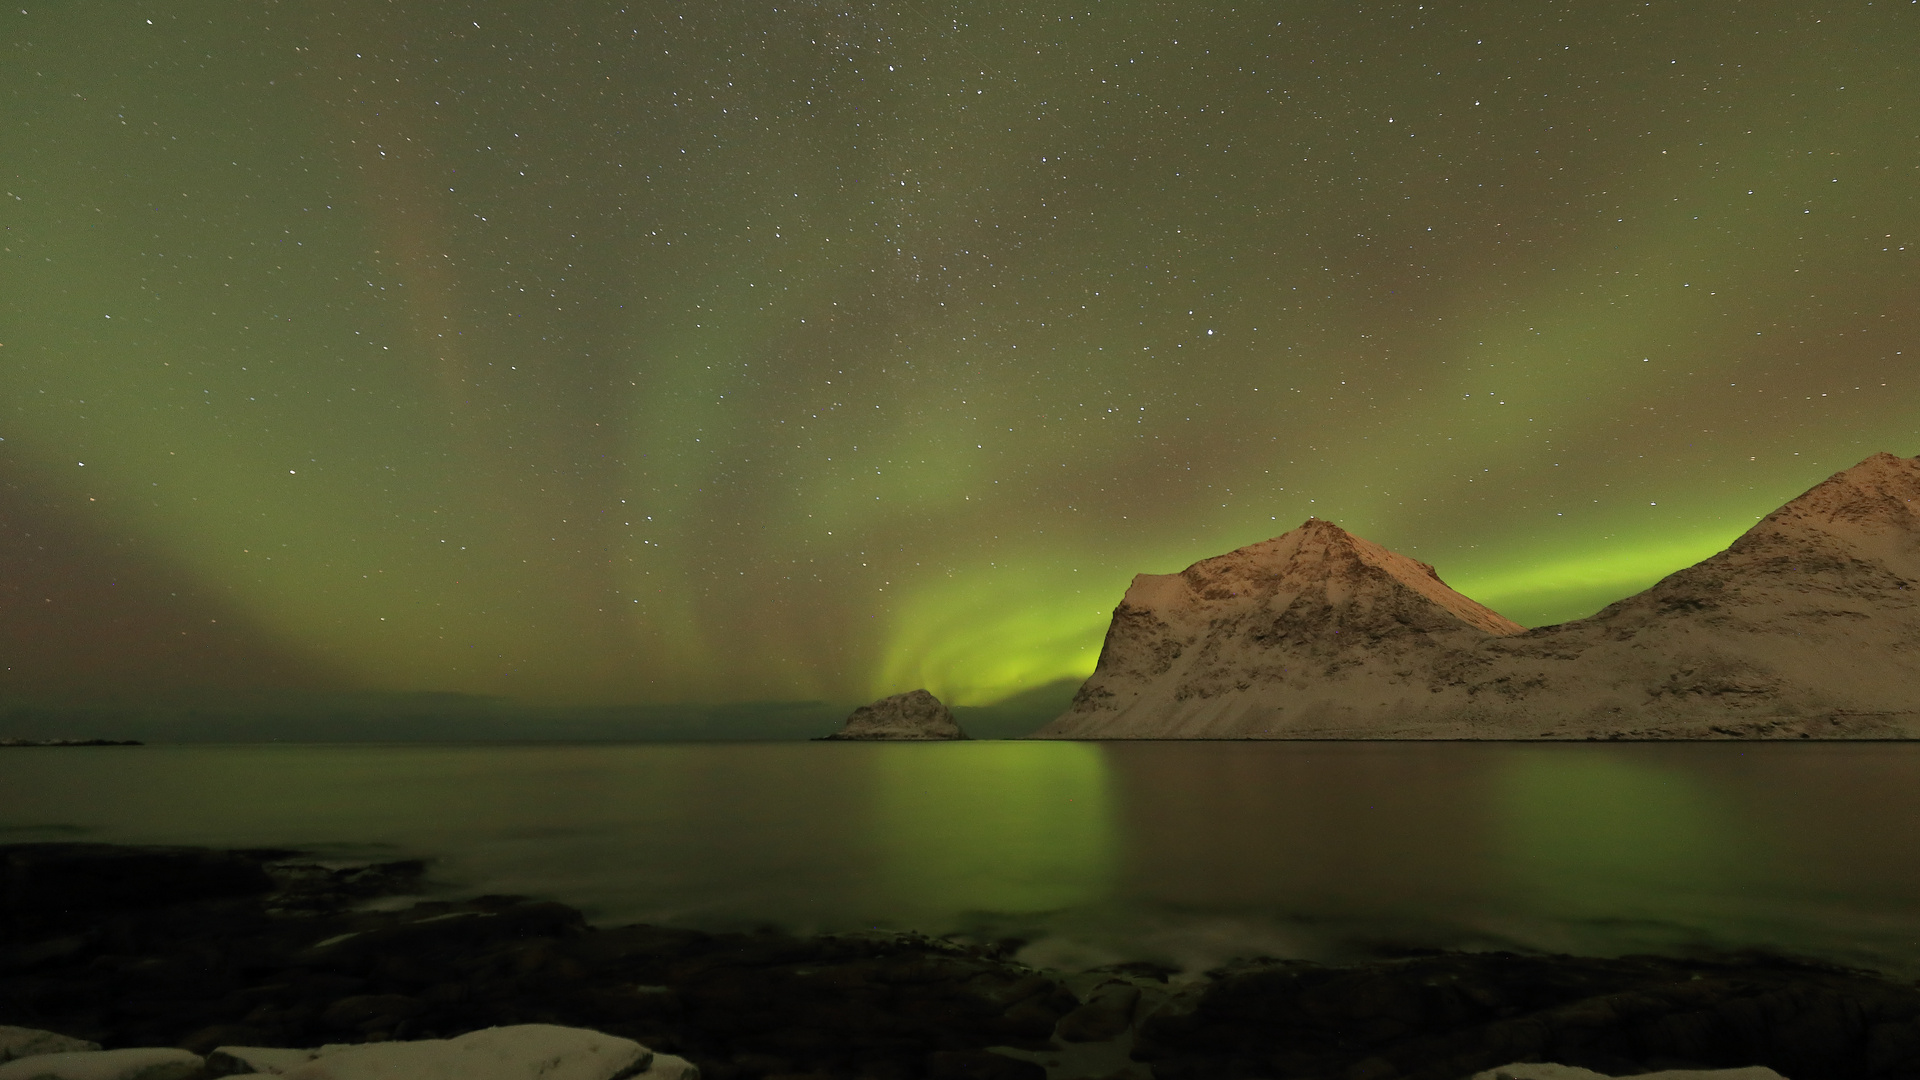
<box><xmin>1037</xmin><ymin>451</ymin><xmax>1920</xmax><ymax>740</ymax></box>
<box><xmin>818</xmin><ymin>690</ymin><xmax>969</xmax><ymax>741</ymax></box>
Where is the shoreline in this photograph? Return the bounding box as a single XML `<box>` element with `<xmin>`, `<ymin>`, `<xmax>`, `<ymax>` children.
<box><xmin>5</xmin><ymin>843</ymin><xmax>1919</xmax><ymax>1079</ymax></box>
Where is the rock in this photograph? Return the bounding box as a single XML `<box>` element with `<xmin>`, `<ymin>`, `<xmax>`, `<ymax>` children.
<box><xmin>0</xmin><ymin>1030</ymin><xmax>101</xmax><ymax>1065</ymax></box>
<box><xmin>316</xmin><ymin>994</ymin><xmax>426</xmax><ymax>1034</ymax></box>
<box><xmin>20</xmin><ymin>838</ymin><xmax>1904</xmax><ymax>1080</ymax></box>
<box><xmin>631</xmin><ymin>1054</ymin><xmax>699</xmax><ymax>1080</ymax></box>
<box><xmin>0</xmin><ymin>840</ymin><xmax>1064</xmax><ymax>1078</ymax></box>
<box><xmin>0</xmin><ymin>1048</ymin><xmax>205</xmax><ymax>1080</ymax></box>
<box><xmin>1054</xmin><ymin>983</ymin><xmax>1141</xmax><ymax>1042</ymax></box>
<box><xmin>923</xmin><ymin>1050</ymin><xmax>1043</xmax><ymax>1080</ymax></box>
<box><xmin>204</xmin><ymin>1047</ymin><xmax>315</xmax><ymax>1076</ymax></box>
<box><xmin>1474</xmin><ymin>1060</ymin><xmax>1789</xmax><ymax>1068</ymax></box>
<box><xmin>820</xmin><ymin>690</ymin><xmax>968</xmax><ymax>741</ymax></box>
<box><xmin>214</xmin><ymin>1025</ymin><xmax>654</xmax><ymax>1080</ymax></box>
<box><xmin>1037</xmin><ymin>451</ymin><xmax>1920</xmax><ymax>739</ymax></box>
<box><xmin>1134</xmin><ymin>950</ymin><xmax>1920</xmax><ymax>1080</ymax></box>
<box><xmin>1</xmin><ymin>844</ymin><xmax>280</xmax><ymax>935</ymax></box>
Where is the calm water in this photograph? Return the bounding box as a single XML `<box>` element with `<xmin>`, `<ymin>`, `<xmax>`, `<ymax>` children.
<box><xmin>3</xmin><ymin>741</ymin><xmax>1918</xmax><ymax>977</ymax></box>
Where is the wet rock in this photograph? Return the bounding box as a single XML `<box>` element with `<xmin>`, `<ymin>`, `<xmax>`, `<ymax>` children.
<box><xmin>317</xmin><ymin>994</ymin><xmax>425</xmax><ymax>1034</ymax></box>
<box><xmin>19</xmin><ymin>842</ymin><xmax>1920</xmax><ymax>1080</ymax></box>
<box><xmin>1054</xmin><ymin>983</ymin><xmax>1140</xmax><ymax>1043</ymax></box>
<box><xmin>260</xmin><ymin>860</ymin><xmax>427</xmax><ymax>917</ymax></box>
<box><xmin>1136</xmin><ymin>951</ymin><xmax>1920</xmax><ymax>1080</ymax></box>
<box><xmin>922</xmin><ymin>1050</ymin><xmax>1042</xmax><ymax>1080</ymax></box>
<box><xmin>2</xmin><ymin>845</ymin><xmax>279</xmax><ymax>936</ymax></box>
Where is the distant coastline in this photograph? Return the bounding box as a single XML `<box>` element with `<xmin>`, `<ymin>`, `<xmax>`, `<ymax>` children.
<box><xmin>0</xmin><ymin>737</ymin><xmax>143</xmax><ymax>747</ymax></box>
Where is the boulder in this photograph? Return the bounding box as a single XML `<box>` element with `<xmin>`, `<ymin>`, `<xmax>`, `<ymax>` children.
<box><xmin>821</xmin><ymin>689</ymin><xmax>968</xmax><ymax>740</ymax></box>
<box><xmin>0</xmin><ymin>1030</ymin><xmax>101</xmax><ymax>1065</ymax></box>
<box><xmin>0</xmin><ymin>1048</ymin><xmax>204</xmax><ymax>1080</ymax></box>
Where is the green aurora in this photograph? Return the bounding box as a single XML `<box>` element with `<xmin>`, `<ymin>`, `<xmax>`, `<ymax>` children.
<box><xmin>3</xmin><ymin>1</ymin><xmax>1915</xmax><ymax>710</ymax></box>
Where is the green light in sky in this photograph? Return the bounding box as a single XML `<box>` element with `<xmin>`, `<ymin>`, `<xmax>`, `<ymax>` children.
<box><xmin>1448</xmin><ymin>527</ymin><xmax>1749</xmax><ymax>628</ymax></box>
<box><xmin>878</xmin><ymin>562</ymin><xmax>1112</xmax><ymax>706</ymax></box>
<box><xmin>5</xmin><ymin>0</ymin><xmax>1916</xmax><ymax>708</ymax></box>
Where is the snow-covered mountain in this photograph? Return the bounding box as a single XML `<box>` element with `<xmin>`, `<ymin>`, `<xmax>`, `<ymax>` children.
<box><xmin>1035</xmin><ymin>452</ymin><xmax>1920</xmax><ymax>739</ymax></box>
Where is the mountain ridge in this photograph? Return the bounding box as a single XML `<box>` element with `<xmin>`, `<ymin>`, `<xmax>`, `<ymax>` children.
<box><xmin>1035</xmin><ymin>452</ymin><xmax>1920</xmax><ymax>740</ymax></box>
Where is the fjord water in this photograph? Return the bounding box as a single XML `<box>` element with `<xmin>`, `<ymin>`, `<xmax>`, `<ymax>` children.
<box><xmin>4</xmin><ymin>741</ymin><xmax>1917</xmax><ymax>976</ymax></box>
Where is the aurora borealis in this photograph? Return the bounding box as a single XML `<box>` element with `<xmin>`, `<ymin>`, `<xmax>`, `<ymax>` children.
<box><xmin>4</xmin><ymin>1</ymin><xmax>1916</xmax><ymax>711</ymax></box>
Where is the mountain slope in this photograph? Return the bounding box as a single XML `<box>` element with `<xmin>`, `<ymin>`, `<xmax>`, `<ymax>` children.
<box><xmin>1471</xmin><ymin>450</ymin><xmax>1920</xmax><ymax>736</ymax></box>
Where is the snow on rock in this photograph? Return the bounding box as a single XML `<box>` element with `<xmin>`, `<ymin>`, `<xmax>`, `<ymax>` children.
<box><xmin>208</xmin><ymin>1025</ymin><xmax>685</xmax><ymax>1080</ymax></box>
<box><xmin>821</xmin><ymin>689</ymin><xmax>968</xmax><ymax>740</ymax></box>
<box><xmin>0</xmin><ymin>1047</ymin><xmax>204</xmax><ymax>1080</ymax></box>
<box><xmin>0</xmin><ymin>1029</ymin><xmax>100</xmax><ymax>1065</ymax></box>
<box><xmin>1037</xmin><ymin>452</ymin><xmax>1920</xmax><ymax>739</ymax></box>
<box><xmin>1470</xmin><ymin>1065</ymin><xmax>1787</xmax><ymax>1080</ymax></box>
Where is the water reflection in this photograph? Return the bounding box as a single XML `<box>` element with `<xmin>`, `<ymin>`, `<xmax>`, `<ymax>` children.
<box><xmin>6</xmin><ymin>741</ymin><xmax>1920</xmax><ymax>975</ymax></box>
<box><xmin>1102</xmin><ymin>742</ymin><xmax>1493</xmax><ymax>914</ymax></box>
<box><xmin>1493</xmin><ymin>748</ymin><xmax>1746</xmax><ymax>903</ymax></box>
<box><xmin>868</xmin><ymin>741</ymin><xmax>1116</xmax><ymax>920</ymax></box>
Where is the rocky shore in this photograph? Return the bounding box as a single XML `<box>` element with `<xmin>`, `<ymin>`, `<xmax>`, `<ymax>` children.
<box><xmin>4</xmin><ymin>843</ymin><xmax>1917</xmax><ymax>1079</ymax></box>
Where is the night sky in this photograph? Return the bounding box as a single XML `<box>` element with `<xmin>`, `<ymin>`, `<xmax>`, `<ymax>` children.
<box><xmin>4</xmin><ymin>1</ymin><xmax>1915</xmax><ymax>709</ymax></box>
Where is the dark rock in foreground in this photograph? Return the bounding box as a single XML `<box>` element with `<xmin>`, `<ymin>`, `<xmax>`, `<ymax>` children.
<box><xmin>5</xmin><ymin>843</ymin><xmax>1920</xmax><ymax>1078</ymax></box>
<box><xmin>818</xmin><ymin>690</ymin><xmax>969</xmax><ymax>741</ymax></box>
<box><xmin>1140</xmin><ymin>951</ymin><xmax>1920</xmax><ymax>1080</ymax></box>
<box><xmin>0</xmin><ymin>844</ymin><xmax>1053</xmax><ymax>1080</ymax></box>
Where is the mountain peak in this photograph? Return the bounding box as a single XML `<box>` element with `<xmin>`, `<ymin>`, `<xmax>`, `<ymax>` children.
<box><xmin>1740</xmin><ymin>452</ymin><xmax>1920</xmax><ymax>548</ymax></box>
<box><xmin>1147</xmin><ymin>517</ymin><xmax>1522</xmax><ymax>637</ymax></box>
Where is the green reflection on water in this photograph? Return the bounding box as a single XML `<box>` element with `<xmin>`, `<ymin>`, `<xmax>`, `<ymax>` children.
<box><xmin>869</xmin><ymin>742</ymin><xmax>1118</xmax><ymax>918</ymax></box>
<box><xmin>1494</xmin><ymin>748</ymin><xmax>1743</xmax><ymax>907</ymax></box>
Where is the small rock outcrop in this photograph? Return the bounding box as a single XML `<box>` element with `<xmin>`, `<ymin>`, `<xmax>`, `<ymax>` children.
<box><xmin>820</xmin><ymin>689</ymin><xmax>968</xmax><ymax>741</ymax></box>
<box><xmin>1037</xmin><ymin>452</ymin><xmax>1920</xmax><ymax>739</ymax></box>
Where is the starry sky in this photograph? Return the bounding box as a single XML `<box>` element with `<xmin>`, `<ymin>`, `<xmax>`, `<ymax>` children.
<box><xmin>3</xmin><ymin>0</ymin><xmax>1916</xmax><ymax>710</ymax></box>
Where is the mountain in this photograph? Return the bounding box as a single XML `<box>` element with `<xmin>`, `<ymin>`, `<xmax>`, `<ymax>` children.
<box><xmin>1035</xmin><ymin>452</ymin><xmax>1920</xmax><ymax>739</ymax></box>
<box><xmin>1045</xmin><ymin>518</ymin><xmax>1525</xmax><ymax>738</ymax></box>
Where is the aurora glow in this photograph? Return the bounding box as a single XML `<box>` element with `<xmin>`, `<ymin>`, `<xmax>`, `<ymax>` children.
<box><xmin>4</xmin><ymin>1</ymin><xmax>1916</xmax><ymax>711</ymax></box>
